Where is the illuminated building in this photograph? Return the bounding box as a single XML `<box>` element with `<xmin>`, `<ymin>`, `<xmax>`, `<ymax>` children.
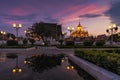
<box><xmin>71</xmin><ymin>22</ymin><xmax>89</xmax><ymax>38</ymax></box>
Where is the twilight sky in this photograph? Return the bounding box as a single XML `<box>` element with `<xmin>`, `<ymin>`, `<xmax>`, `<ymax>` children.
<box><xmin>0</xmin><ymin>0</ymin><xmax>120</xmax><ymax>37</ymax></box>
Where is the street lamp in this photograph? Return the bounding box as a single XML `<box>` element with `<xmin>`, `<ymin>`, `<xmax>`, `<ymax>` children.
<box><xmin>67</xmin><ymin>26</ymin><xmax>74</xmax><ymax>36</ymax></box>
<box><xmin>0</xmin><ymin>31</ymin><xmax>6</xmax><ymax>45</ymax></box>
<box><xmin>13</xmin><ymin>23</ymin><xmax>22</xmax><ymax>40</ymax></box>
<box><xmin>106</xmin><ymin>24</ymin><xmax>118</xmax><ymax>45</ymax></box>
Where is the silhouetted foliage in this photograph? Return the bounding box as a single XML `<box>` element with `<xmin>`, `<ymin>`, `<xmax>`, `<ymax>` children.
<box><xmin>83</xmin><ymin>40</ymin><xmax>94</xmax><ymax>46</ymax></box>
<box><xmin>59</xmin><ymin>39</ymin><xmax>64</xmax><ymax>45</ymax></box>
<box><xmin>30</xmin><ymin>22</ymin><xmax>55</xmax><ymax>45</ymax></box>
<box><xmin>66</xmin><ymin>41</ymin><xmax>74</xmax><ymax>46</ymax></box>
<box><xmin>7</xmin><ymin>40</ymin><xmax>18</xmax><ymax>46</ymax></box>
<box><xmin>6</xmin><ymin>33</ymin><xmax>16</xmax><ymax>39</ymax></box>
<box><xmin>96</xmin><ymin>40</ymin><xmax>105</xmax><ymax>46</ymax></box>
<box><xmin>26</xmin><ymin>54</ymin><xmax>64</xmax><ymax>73</ymax></box>
<box><xmin>29</xmin><ymin>38</ymin><xmax>35</xmax><ymax>45</ymax></box>
<box><xmin>23</xmin><ymin>38</ymin><xmax>28</xmax><ymax>45</ymax></box>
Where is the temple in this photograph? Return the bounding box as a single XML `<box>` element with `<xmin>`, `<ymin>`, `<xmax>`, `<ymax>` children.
<box><xmin>71</xmin><ymin>22</ymin><xmax>89</xmax><ymax>38</ymax></box>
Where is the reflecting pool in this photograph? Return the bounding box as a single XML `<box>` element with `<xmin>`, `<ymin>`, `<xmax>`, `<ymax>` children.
<box><xmin>0</xmin><ymin>53</ymin><xmax>84</xmax><ymax>80</ymax></box>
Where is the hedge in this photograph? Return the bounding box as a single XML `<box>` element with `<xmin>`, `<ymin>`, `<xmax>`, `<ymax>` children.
<box><xmin>7</xmin><ymin>40</ymin><xmax>18</xmax><ymax>46</ymax></box>
<box><xmin>75</xmin><ymin>50</ymin><xmax>120</xmax><ymax>75</ymax></box>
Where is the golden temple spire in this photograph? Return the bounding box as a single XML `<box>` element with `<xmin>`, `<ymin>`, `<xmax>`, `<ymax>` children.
<box><xmin>77</xmin><ymin>18</ymin><xmax>82</xmax><ymax>31</ymax></box>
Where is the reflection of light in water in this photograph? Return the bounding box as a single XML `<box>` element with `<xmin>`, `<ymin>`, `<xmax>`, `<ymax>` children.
<box><xmin>67</xmin><ymin>65</ymin><xmax>70</xmax><ymax>70</ymax></box>
<box><xmin>12</xmin><ymin>68</ymin><xmax>22</xmax><ymax>73</ymax></box>
<box><xmin>71</xmin><ymin>66</ymin><xmax>74</xmax><ymax>69</ymax></box>
<box><xmin>24</xmin><ymin>58</ymin><xmax>31</xmax><ymax>64</ymax></box>
<box><xmin>0</xmin><ymin>54</ymin><xmax>84</xmax><ymax>80</ymax></box>
<box><xmin>61</xmin><ymin>59</ymin><xmax>65</xmax><ymax>63</ymax></box>
<box><xmin>11</xmin><ymin>55</ymin><xmax>22</xmax><ymax>73</ymax></box>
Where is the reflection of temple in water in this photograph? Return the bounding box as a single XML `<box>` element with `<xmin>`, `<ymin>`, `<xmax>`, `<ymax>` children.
<box><xmin>71</xmin><ymin>22</ymin><xmax>89</xmax><ymax>38</ymax></box>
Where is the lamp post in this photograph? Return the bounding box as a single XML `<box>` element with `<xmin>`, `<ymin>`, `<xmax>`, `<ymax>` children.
<box><xmin>13</xmin><ymin>23</ymin><xmax>22</xmax><ymax>40</ymax></box>
<box><xmin>106</xmin><ymin>24</ymin><xmax>118</xmax><ymax>45</ymax></box>
<box><xmin>0</xmin><ymin>31</ymin><xmax>6</xmax><ymax>45</ymax></box>
<box><xmin>67</xmin><ymin>26</ymin><xmax>74</xmax><ymax>37</ymax></box>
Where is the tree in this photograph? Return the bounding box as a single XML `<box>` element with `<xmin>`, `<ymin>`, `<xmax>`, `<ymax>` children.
<box><xmin>30</xmin><ymin>22</ymin><xmax>52</xmax><ymax>45</ymax></box>
<box><xmin>6</xmin><ymin>33</ymin><xmax>16</xmax><ymax>39</ymax></box>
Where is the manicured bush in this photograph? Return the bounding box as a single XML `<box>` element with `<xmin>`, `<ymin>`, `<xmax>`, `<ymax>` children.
<box><xmin>75</xmin><ymin>50</ymin><xmax>120</xmax><ymax>75</ymax></box>
<box><xmin>96</xmin><ymin>40</ymin><xmax>105</xmax><ymax>46</ymax></box>
<box><xmin>23</xmin><ymin>38</ymin><xmax>28</xmax><ymax>45</ymax></box>
<box><xmin>6</xmin><ymin>40</ymin><xmax>18</xmax><ymax>46</ymax></box>
<box><xmin>29</xmin><ymin>38</ymin><xmax>35</xmax><ymax>45</ymax></box>
<box><xmin>83</xmin><ymin>40</ymin><xmax>94</xmax><ymax>46</ymax></box>
<box><xmin>65</xmin><ymin>41</ymin><xmax>74</xmax><ymax>46</ymax></box>
<box><xmin>59</xmin><ymin>39</ymin><xmax>64</xmax><ymax>45</ymax></box>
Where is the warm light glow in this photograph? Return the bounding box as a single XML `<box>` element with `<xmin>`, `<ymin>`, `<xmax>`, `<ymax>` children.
<box><xmin>13</xmin><ymin>23</ymin><xmax>22</xmax><ymax>28</ymax></box>
<box><xmin>18</xmin><ymin>68</ymin><xmax>22</xmax><ymax>72</ymax></box>
<box><xmin>109</xmin><ymin>26</ymin><xmax>111</xmax><ymax>29</ymax></box>
<box><xmin>24</xmin><ymin>30</ymin><xmax>27</xmax><ymax>33</ymax></box>
<box><xmin>28</xmin><ymin>61</ymin><xmax>30</xmax><ymax>64</ymax></box>
<box><xmin>12</xmin><ymin>69</ymin><xmax>16</xmax><ymax>73</ymax></box>
<box><xmin>71</xmin><ymin>66</ymin><xmax>74</xmax><ymax>69</ymax></box>
<box><xmin>61</xmin><ymin>59</ymin><xmax>64</xmax><ymax>63</ymax></box>
<box><xmin>67</xmin><ymin>26</ymin><xmax>70</xmax><ymax>30</ymax></box>
<box><xmin>1</xmin><ymin>31</ymin><xmax>6</xmax><ymax>35</ymax></box>
<box><xmin>19</xmin><ymin>24</ymin><xmax>22</xmax><ymax>27</ymax></box>
<box><xmin>24</xmin><ymin>60</ymin><xmax>27</xmax><ymax>64</ymax></box>
<box><xmin>62</xmin><ymin>32</ymin><xmax>65</xmax><ymax>34</ymax></box>
<box><xmin>3</xmin><ymin>32</ymin><xmax>6</xmax><ymax>35</ymax></box>
<box><xmin>72</xmin><ymin>27</ymin><xmax>74</xmax><ymax>30</ymax></box>
<box><xmin>66</xmin><ymin>66</ymin><xmax>70</xmax><ymax>70</ymax></box>
<box><xmin>13</xmin><ymin>23</ymin><xmax>16</xmax><ymax>27</ymax></box>
<box><xmin>1</xmin><ymin>31</ymin><xmax>3</xmax><ymax>34</ymax></box>
<box><xmin>113</xmin><ymin>24</ymin><xmax>116</xmax><ymax>27</ymax></box>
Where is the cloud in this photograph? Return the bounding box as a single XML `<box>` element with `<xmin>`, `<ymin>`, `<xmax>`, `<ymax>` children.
<box><xmin>0</xmin><ymin>14</ymin><xmax>37</xmax><ymax>21</ymax></box>
<box><xmin>105</xmin><ymin>1</ymin><xmax>120</xmax><ymax>25</ymax></box>
<box><xmin>79</xmin><ymin>14</ymin><xmax>102</xmax><ymax>18</ymax></box>
<box><xmin>43</xmin><ymin>17</ymin><xmax>59</xmax><ymax>23</ymax></box>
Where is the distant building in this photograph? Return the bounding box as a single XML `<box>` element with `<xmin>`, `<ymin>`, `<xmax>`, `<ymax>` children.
<box><xmin>37</xmin><ymin>22</ymin><xmax>62</xmax><ymax>41</ymax></box>
<box><xmin>95</xmin><ymin>34</ymin><xmax>108</xmax><ymax>41</ymax></box>
<box><xmin>71</xmin><ymin>22</ymin><xmax>89</xmax><ymax>38</ymax></box>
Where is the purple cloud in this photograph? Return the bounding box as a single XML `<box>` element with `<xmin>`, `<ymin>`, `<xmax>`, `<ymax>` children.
<box><xmin>105</xmin><ymin>1</ymin><xmax>120</xmax><ymax>25</ymax></box>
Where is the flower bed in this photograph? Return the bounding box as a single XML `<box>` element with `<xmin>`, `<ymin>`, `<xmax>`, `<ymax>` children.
<box><xmin>75</xmin><ymin>50</ymin><xmax>120</xmax><ymax>75</ymax></box>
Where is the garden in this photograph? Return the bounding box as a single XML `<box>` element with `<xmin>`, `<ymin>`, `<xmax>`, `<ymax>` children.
<box><xmin>75</xmin><ymin>49</ymin><xmax>120</xmax><ymax>75</ymax></box>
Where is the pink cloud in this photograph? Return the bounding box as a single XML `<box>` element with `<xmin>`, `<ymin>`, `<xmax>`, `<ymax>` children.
<box><xmin>8</xmin><ymin>4</ymin><xmax>38</xmax><ymax>16</ymax></box>
<box><xmin>59</xmin><ymin>4</ymin><xmax>109</xmax><ymax>23</ymax></box>
<box><xmin>54</xmin><ymin>5</ymin><xmax>84</xmax><ymax>17</ymax></box>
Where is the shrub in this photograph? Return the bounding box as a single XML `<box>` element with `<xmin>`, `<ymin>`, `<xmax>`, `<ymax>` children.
<box><xmin>7</xmin><ymin>40</ymin><xmax>18</xmax><ymax>46</ymax></box>
<box><xmin>59</xmin><ymin>40</ymin><xmax>64</xmax><ymax>45</ymax></box>
<box><xmin>96</xmin><ymin>40</ymin><xmax>105</xmax><ymax>46</ymax></box>
<box><xmin>29</xmin><ymin>38</ymin><xmax>35</xmax><ymax>45</ymax></box>
<box><xmin>23</xmin><ymin>38</ymin><xmax>28</xmax><ymax>45</ymax></box>
<box><xmin>83</xmin><ymin>40</ymin><xmax>94</xmax><ymax>46</ymax></box>
<box><xmin>75</xmin><ymin>50</ymin><xmax>120</xmax><ymax>75</ymax></box>
<box><xmin>65</xmin><ymin>41</ymin><xmax>74</xmax><ymax>46</ymax></box>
